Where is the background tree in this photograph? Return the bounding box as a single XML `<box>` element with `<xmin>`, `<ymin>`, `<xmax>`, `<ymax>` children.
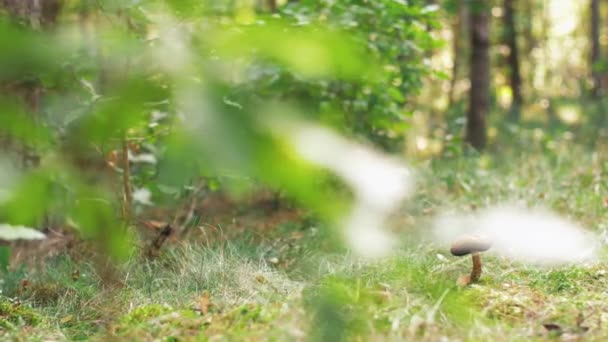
<box><xmin>590</xmin><ymin>0</ymin><xmax>601</xmax><ymax>98</ymax></box>
<box><xmin>267</xmin><ymin>0</ymin><xmax>277</xmax><ymax>13</ymax></box>
<box><xmin>0</xmin><ymin>0</ymin><xmax>62</xmax><ymax>170</ymax></box>
<box><xmin>447</xmin><ymin>0</ymin><xmax>468</xmax><ymax>109</ymax></box>
<box><xmin>466</xmin><ymin>0</ymin><xmax>489</xmax><ymax>150</ymax></box>
<box><xmin>504</xmin><ymin>0</ymin><xmax>522</xmax><ymax>119</ymax></box>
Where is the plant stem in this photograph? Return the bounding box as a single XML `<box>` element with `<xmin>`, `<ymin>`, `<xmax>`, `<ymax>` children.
<box><xmin>121</xmin><ymin>134</ymin><xmax>132</xmax><ymax>226</ymax></box>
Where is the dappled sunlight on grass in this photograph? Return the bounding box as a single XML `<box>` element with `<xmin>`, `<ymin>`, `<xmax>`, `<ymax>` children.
<box><xmin>556</xmin><ymin>105</ymin><xmax>583</xmax><ymax>125</ymax></box>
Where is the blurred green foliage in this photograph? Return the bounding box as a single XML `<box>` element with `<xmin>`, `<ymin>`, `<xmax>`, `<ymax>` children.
<box><xmin>232</xmin><ymin>0</ymin><xmax>442</xmax><ymax>149</ymax></box>
<box><xmin>0</xmin><ymin>0</ymin><xmax>438</xmax><ymax>261</ymax></box>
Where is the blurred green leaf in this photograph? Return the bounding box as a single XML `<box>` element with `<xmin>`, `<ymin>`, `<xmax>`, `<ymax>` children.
<box><xmin>0</xmin><ymin>169</ymin><xmax>55</xmax><ymax>226</ymax></box>
<box><xmin>0</xmin><ymin>97</ymin><xmax>53</xmax><ymax>148</ymax></box>
<box><xmin>210</xmin><ymin>21</ymin><xmax>381</xmax><ymax>81</ymax></box>
<box><xmin>0</xmin><ymin>18</ymin><xmax>65</xmax><ymax>81</ymax></box>
<box><xmin>69</xmin><ymin>187</ymin><xmax>133</xmax><ymax>261</ymax></box>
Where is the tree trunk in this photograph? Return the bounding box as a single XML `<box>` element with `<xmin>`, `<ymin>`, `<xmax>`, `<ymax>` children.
<box><xmin>0</xmin><ymin>0</ymin><xmax>62</xmax><ymax>169</ymax></box>
<box><xmin>1</xmin><ymin>0</ymin><xmax>62</xmax><ymax>28</ymax></box>
<box><xmin>521</xmin><ymin>0</ymin><xmax>538</xmax><ymax>99</ymax></box>
<box><xmin>0</xmin><ymin>0</ymin><xmax>62</xmax><ymax>233</ymax></box>
<box><xmin>448</xmin><ymin>2</ymin><xmax>467</xmax><ymax>108</ymax></box>
<box><xmin>504</xmin><ymin>0</ymin><xmax>522</xmax><ymax>119</ymax></box>
<box><xmin>267</xmin><ymin>0</ymin><xmax>277</xmax><ymax>13</ymax></box>
<box><xmin>466</xmin><ymin>0</ymin><xmax>489</xmax><ymax>150</ymax></box>
<box><xmin>591</xmin><ymin>0</ymin><xmax>601</xmax><ymax>98</ymax></box>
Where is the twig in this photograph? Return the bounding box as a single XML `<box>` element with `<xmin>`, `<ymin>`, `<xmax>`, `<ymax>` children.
<box><xmin>146</xmin><ymin>225</ymin><xmax>173</xmax><ymax>258</ymax></box>
<box><xmin>172</xmin><ymin>180</ymin><xmax>205</xmax><ymax>236</ymax></box>
<box><xmin>121</xmin><ymin>134</ymin><xmax>132</xmax><ymax>226</ymax></box>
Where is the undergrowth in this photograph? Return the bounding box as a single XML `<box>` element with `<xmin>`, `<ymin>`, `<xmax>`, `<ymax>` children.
<box><xmin>4</xmin><ymin>138</ymin><xmax>608</xmax><ymax>341</ymax></box>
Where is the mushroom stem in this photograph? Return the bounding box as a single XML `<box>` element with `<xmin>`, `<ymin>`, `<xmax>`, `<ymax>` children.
<box><xmin>470</xmin><ymin>252</ymin><xmax>482</xmax><ymax>282</ymax></box>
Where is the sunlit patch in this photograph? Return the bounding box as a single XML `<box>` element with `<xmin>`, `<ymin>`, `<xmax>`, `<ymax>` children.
<box><xmin>497</xmin><ymin>85</ymin><xmax>512</xmax><ymax>109</ymax></box>
<box><xmin>533</xmin><ymin>128</ymin><xmax>544</xmax><ymax>142</ymax></box>
<box><xmin>488</xmin><ymin>127</ymin><xmax>498</xmax><ymax>140</ymax></box>
<box><xmin>548</xmin><ymin>0</ymin><xmax>580</xmax><ymax>36</ymax></box>
<box><xmin>556</xmin><ymin>105</ymin><xmax>581</xmax><ymax>125</ymax></box>
<box><xmin>433</xmin><ymin>96</ymin><xmax>448</xmax><ymax>111</ymax></box>
<box><xmin>415</xmin><ymin>136</ymin><xmax>429</xmax><ymax>151</ymax></box>
<box><xmin>433</xmin><ymin>205</ymin><xmax>599</xmax><ymax>265</ymax></box>
<box><xmin>491</xmin><ymin>7</ymin><xmax>503</xmax><ymax>18</ymax></box>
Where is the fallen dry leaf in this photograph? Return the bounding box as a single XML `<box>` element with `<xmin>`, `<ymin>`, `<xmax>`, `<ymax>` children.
<box><xmin>199</xmin><ymin>292</ymin><xmax>211</xmax><ymax>315</ymax></box>
<box><xmin>142</xmin><ymin>220</ymin><xmax>169</xmax><ymax>230</ymax></box>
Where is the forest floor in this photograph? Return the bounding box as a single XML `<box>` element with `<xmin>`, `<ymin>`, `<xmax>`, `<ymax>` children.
<box><xmin>4</xmin><ymin>134</ymin><xmax>608</xmax><ymax>341</ymax></box>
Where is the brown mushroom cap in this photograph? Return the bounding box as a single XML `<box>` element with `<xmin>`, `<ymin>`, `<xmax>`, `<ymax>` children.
<box><xmin>450</xmin><ymin>235</ymin><xmax>492</xmax><ymax>256</ymax></box>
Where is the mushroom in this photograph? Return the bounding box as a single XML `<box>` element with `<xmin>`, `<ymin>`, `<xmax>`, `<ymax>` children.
<box><xmin>450</xmin><ymin>234</ymin><xmax>492</xmax><ymax>286</ymax></box>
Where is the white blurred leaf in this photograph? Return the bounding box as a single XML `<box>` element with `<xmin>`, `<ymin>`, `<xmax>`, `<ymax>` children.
<box><xmin>151</xmin><ymin>110</ymin><xmax>168</xmax><ymax>122</ymax></box>
<box><xmin>0</xmin><ymin>224</ymin><xmax>46</xmax><ymax>240</ymax></box>
<box><xmin>133</xmin><ymin>188</ymin><xmax>153</xmax><ymax>205</ymax></box>
<box><xmin>128</xmin><ymin>152</ymin><xmax>157</xmax><ymax>164</ymax></box>
<box><xmin>422</xmin><ymin>4</ymin><xmax>440</xmax><ymax>13</ymax></box>
<box><xmin>270</xmin><ymin>118</ymin><xmax>413</xmax><ymax>259</ymax></box>
<box><xmin>433</xmin><ymin>204</ymin><xmax>599</xmax><ymax>265</ymax></box>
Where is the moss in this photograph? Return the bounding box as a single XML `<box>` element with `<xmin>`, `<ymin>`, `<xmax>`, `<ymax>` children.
<box><xmin>226</xmin><ymin>304</ymin><xmax>271</xmax><ymax>328</ymax></box>
<box><xmin>119</xmin><ymin>304</ymin><xmax>174</xmax><ymax>325</ymax></box>
<box><xmin>110</xmin><ymin>304</ymin><xmax>207</xmax><ymax>340</ymax></box>
<box><xmin>0</xmin><ymin>298</ymin><xmax>42</xmax><ymax>329</ymax></box>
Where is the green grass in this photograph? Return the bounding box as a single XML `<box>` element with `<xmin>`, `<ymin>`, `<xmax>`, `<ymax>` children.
<box><xmin>5</xmin><ymin>131</ymin><xmax>608</xmax><ymax>341</ymax></box>
<box><xmin>5</xmin><ymin>241</ymin><xmax>608</xmax><ymax>341</ymax></box>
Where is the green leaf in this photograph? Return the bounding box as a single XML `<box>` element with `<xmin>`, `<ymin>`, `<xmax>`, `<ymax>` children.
<box><xmin>387</xmin><ymin>87</ymin><xmax>405</xmax><ymax>102</ymax></box>
<box><xmin>210</xmin><ymin>21</ymin><xmax>381</xmax><ymax>81</ymax></box>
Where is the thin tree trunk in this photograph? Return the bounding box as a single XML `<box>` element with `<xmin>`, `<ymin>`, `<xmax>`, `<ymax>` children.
<box><xmin>121</xmin><ymin>134</ymin><xmax>133</xmax><ymax>225</ymax></box>
<box><xmin>267</xmin><ymin>0</ymin><xmax>277</xmax><ymax>13</ymax></box>
<box><xmin>448</xmin><ymin>2</ymin><xmax>466</xmax><ymax>108</ymax></box>
<box><xmin>591</xmin><ymin>0</ymin><xmax>601</xmax><ymax>98</ymax></box>
<box><xmin>504</xmin><ymin>0</ymin><xmax>522</xmax><ymax>119</ymax></box>
<box><xmin>522</xmin><ymin>0</ymin><xmax>534</xmax><ymax>56</ymax></box>
<box><xmin>466</xmin><ymin>0</ymin><xmax>489</xmax><ymax>150</ymax></box>
<box><xmin>521</xmin><ymin>0</ymin><xmax>537</xmax><ymax>99</ymax></box>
